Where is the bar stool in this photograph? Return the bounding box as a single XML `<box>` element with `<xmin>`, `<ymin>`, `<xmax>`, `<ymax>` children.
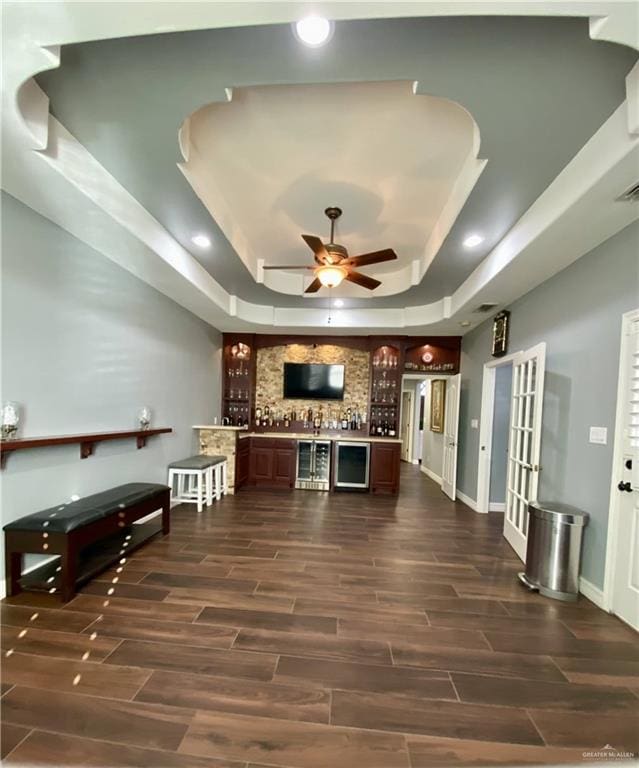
<box><xmin>167</xmin><ymin>455</ymin><xmax>226</xmax><ymax>512</ymax></box>
<box><xmin>209</xmin><ymin>456</ymin><xmax>228</xmax><ymax>501</ymax></box>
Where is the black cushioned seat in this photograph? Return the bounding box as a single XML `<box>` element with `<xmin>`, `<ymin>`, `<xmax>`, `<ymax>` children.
<box><xmin>168</xmin><ymin>454</ymin><xmax>226</xmax><ymax>470</ymax></box>
<box><xmin>3</xmin><ymin>482</ymin><xmax>169</xmax><ymax>534</ymax></box>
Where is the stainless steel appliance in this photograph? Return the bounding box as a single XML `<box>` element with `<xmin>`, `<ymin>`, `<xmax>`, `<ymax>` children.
<box><xmin>334</xmin><ymin>441</ymin><xmax>370</xmax><ymax>490</ymax></box>
<box><xmin>295</xmin><ymin>440</ymin><xmax>331</xmax><ymax>491</ymax></box>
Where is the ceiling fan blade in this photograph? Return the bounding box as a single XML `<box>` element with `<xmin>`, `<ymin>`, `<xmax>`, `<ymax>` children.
<box><xmin>344</xmin><ymin>248</ymin><xmax>397</xmax><ymax>268</ymax></box>
<box><xmin>262</xmin><ymin>265</ymin><xmax>315</xmax><ymax>270</ymax></box>
<box><xmin>345</xmin><ymin>271</ymin><xmax>382</xmax><ymax>290</ymax></box>
<box><xmin>302</xmin><ymin>234</ymin><xmax>330</xmax><ymax>263</ymax></box>
<box><xmin>304</xmin><ymin>277</ymin><xmax>323</xmax><ymax>293</ymax></box>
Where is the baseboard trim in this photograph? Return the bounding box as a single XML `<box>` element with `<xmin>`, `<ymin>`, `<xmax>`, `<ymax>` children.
<box><xmin>421</xmin><ymin>465</ymin><xmax>442</xmax><ymax>485</ymax></box>
<box><xmin>489</xmin><ymin>502</ymin><xmax>506</xmax><ymax>512</ymax></box>
<box><xmin>456</xmin><ymin>489</ymin><xmax>479</xmax><ymax>512</ymax></box>
<box><xmin>579</xmin><ymin>576</ymin><xmax>606</xmax><ymax>609</ymax></box>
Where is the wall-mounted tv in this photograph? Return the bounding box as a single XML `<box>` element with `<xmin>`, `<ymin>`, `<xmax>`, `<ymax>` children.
<box><xmin>283</xmin><ymin>363</ymin><xmax>345</xmax><ymax>400</ymax></box>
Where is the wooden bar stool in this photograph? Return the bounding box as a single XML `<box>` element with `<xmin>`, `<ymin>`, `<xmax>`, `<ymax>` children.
<box><xmin>167</xmin><ymin>455</ymin><xmax>226</xmax><ymax>512</ymax></box>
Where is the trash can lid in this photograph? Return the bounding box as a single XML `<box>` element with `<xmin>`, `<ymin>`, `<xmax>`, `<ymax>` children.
<box><xmin>528</xmin><ymin>501</ymin><xmax>589</xmax><ymax>526</ymax></box>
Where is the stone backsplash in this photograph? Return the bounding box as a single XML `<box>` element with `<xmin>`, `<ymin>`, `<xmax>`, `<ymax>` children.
<box><xmin>255</xmin><ymin>344</ymin><xmax>370</xmax><ymax>417</ymax></box>
<box><xmin>199</xmin><ymin>428</ymin><xmax>238</xmax><ymax>493</ymax></box>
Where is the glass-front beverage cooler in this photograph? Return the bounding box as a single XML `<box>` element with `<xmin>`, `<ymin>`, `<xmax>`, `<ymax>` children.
<box><xmin>295</xmin><ymin>440</ymin><xmax>331</xmax><ymax>491</ymax></box>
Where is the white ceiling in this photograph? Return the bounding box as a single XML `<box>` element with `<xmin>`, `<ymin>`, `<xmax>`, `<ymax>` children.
<box><xmin>180</xmin><ymin>81</ymin><xmax>481</xmax><ymax>297</ymax></box>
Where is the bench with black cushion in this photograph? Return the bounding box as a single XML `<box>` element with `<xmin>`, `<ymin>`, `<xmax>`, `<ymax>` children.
<box><xmin>3</xmin><ymin>482</ymin><xmax>170</xmax><ymax>603</ymax></box>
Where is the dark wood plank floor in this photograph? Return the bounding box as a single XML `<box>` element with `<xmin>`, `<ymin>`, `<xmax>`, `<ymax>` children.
<box><xmin>2</xmin><ymin>466</ymin><xmax>638</xmax><ymax>767</ymax></box>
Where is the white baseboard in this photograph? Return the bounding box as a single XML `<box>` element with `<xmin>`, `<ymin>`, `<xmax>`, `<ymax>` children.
<box><xmin>410</xmin><ymin>459</ymin><xmax>419</xmax><ymax>465</ymax></box>
<box><xmin>0</xmin><ymin>555</ymin><xmax>60</xmax><ymax>600</ymax></box>
<box><xmin>420</xmin><ymin>465</ymin><xmax>442</xmax><ymax>485</ymax></box>
<box><xmin>489</xmin><ymin>502</ymin><xmax>506</xmax><ymax>512</ymax></box>
<box><xmin>456</xmin><ymin>489</ymin><xmax>479</xmax><ymax>512</ymax></box>
<box><xmin>579</xmin><ymin>576</ymin><xmax>606</xmax><ymax>609</ymax></box>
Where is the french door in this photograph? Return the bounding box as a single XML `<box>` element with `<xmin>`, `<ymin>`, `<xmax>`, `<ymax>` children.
<box><xmin>611</xmin><ymin>313</ymin><xmax>639</xmax><ymax>630</ymax></box>
<box><xmin>442</xmin><ymin>374</ymin><xmax>461</xmax><ymax>501</ymax></box>
<box><xmin>503</xmin><ymin>343</ymin><xmax>546</xmax><ymax>560</ymax></box>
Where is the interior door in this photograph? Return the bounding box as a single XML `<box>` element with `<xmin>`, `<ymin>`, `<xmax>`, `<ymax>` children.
<box><xmin>400</xmin><ymin>390</ymin><xmax>412</xmax><ymax>462</ymax></box>
<box><xmin>503</xmin><ymin>343</ymin><xmax>546</xmax><ymax>560</ymax></box>
<box><xmin>612</xmin><ymin>315</ymin><xmax>639</xmax><ymax>630</ymax></box>
<box><xmin>442</xmin><ymin>374</ymin><xmax>461</xmax><ymax>500</ymax></box>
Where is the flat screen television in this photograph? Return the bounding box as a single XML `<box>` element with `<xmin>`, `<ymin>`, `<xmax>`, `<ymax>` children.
<box><xmin>283</xmin><ymin>363</ymin><xmax>345</xmax><ymax>400</ymax></box>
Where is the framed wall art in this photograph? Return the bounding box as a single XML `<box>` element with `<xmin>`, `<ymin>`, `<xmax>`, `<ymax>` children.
<box><xmin>430</xmin><ymin>379</ymin><xmax>446</xmax><ymax>433</ymax></box>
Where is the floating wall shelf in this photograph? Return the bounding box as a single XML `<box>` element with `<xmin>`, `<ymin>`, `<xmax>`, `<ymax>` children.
<box><xmin>0</xmin><ymin>428</ymin><xmax>172</xmax><ymax>469</ymax></box>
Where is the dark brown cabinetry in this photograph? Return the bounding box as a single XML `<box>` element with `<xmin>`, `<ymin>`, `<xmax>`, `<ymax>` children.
<box><xmin>236</xmin><ymin>437</ymin><xmax>250</xmax><ymax>489</ymax></box>
<box><xmin>247</xmin><ymin>438</ymin><xmax>296</xmax><ymax>489</ymax></box>
<box><xmin>370</xmin><ymin>442</ymin><xmax>401</xmax><ymax>495</ymax></box>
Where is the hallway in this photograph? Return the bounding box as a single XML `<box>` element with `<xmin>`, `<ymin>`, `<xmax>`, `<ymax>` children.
<box><xmin>2</xmin><ymin>466</ymin><xmax>638</xmax><ymax>766</ymax></box>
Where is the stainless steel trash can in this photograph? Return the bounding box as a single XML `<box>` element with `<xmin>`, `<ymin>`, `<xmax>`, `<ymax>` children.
<box><xmin>518</xmin><ymin>502</ymin><xmax>589</xmax><ymax>602</ymax></box>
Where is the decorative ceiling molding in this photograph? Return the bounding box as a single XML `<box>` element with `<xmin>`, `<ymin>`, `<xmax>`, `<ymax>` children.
<box><xmin>177</xmin><ymin>81</ymin><xmax>486</xmax><ymax>298</ymax></box>
<box><xmin>2</xmin><ymin>2</ymin><xmax>638</xmax><ymax>334</ymax></box>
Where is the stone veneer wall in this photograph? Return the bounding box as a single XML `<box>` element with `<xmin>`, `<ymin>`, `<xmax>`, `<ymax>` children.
<box><xmin>199</xmin><ymin>429</ymin><xmax>239</xmax><ymax>493</ymax></box>
<box><xmin>255</xmin><ymin>344</ymin><xmax>370</xmax><ymax>416</ymax></box>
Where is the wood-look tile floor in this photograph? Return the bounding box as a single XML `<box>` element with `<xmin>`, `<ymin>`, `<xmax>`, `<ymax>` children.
<box><xmin>2</xmin><ymin>466</ymin><xmax>638</xmax><ymax>767</ymax></box>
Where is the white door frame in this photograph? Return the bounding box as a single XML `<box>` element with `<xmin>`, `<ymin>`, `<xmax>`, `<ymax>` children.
<box><xmin>400</xmin><ymin>388</ymin><xmax>414</xmax><ymax>463</ymax></box>
<box><xmin>602</xmin><ymin>307</ymin><xmax>639</xmax><ymax>613</ymax></box>
<box><xmin>476</xmin><ymin>351</ymin><xmax>522</xmax><ymax>514</ymax></box>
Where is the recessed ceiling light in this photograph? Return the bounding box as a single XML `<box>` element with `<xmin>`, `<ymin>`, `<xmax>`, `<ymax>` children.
<box><xmin>334</xmin><ymin>299</ymin><xmax>344</xmax><ymax>308</ymax></box>
<box><xmin>294</xmin><ymin>16</ymin><xmax>332</xmax><ymax>47</ymax></box>
<box><xmin>463</xmin><ymin>234</ymin><xmax>484</xmax><ymax>248</ymax></box>
<box><xmin>191</xmin><ymin>234</ymin><xmax>211</xmax><ymax>248</ymax></box>
<box><xmin>459</xmin><ymin>321</ymin><xmax>472</xmax><ymax>327</ymax></box>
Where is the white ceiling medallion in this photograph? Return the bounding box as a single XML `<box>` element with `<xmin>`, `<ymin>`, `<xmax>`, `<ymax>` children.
<box><xmin>294</xmin><ymin>16</ymin><xmax>333</xmax><ymax>47</ymax></box>
<box><xmin>463</xmin><ymin>234</ymin><xmax>484</xmax><ymax>248</ymax></box>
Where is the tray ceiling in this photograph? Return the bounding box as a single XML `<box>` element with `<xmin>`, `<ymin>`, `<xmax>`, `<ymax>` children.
<box><xmin>12</xmin><ymin>12</ymin><xmax>635</xmax><ymax>331</ymax></box>
<box><xmin>180</xmin><ymin>81</ymin><xmax>482</xmax><ymax>297</ymax></box>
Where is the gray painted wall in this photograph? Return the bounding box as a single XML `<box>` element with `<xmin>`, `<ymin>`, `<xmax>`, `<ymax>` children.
<box><xmin>489</xmin><ymin>364</ymin><xmax>512</xmax><ymax>504</ymax></box>
<box><xmin>457</xmin><ymin>221</ymin><xmax>639</xmax><ymax>589</ymax></box>
<box><xmin>1</xmin><ymin>193</ymin><xmax>222</xmax><ymax>582</ymax></box>
<box><xmin>422</xmin><ymin>381</ymin><xmax>445</xmax><ymax>480</ymax></box>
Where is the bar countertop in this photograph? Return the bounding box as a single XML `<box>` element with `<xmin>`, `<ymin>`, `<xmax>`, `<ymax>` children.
<box><xmin>193</xmin><ymin>426</ymin><xmax>401</xmax><ymax>445</ymax></box>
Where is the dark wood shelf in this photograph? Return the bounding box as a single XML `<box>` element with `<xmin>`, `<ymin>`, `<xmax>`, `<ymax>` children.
<box><xmin>0</xmin><ymin>427</ymin><xmax>172</xmax><ymax>468</ymax></box>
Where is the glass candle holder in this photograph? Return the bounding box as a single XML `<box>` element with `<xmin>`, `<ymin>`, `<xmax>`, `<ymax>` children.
<box><xmin>137</xmin><ymin>406</ymin><xmax>152</xmax><ymax>430</ymax></box>
<box><xmin>1</xmin><ymin>401</ymin><xmax>20</xmax><ymax>439</ymax></box>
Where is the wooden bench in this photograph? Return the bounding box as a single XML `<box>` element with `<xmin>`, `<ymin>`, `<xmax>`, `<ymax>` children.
<box><xmin>3</xmin><ymin>482</ymin><xmax>170</xmax><ymax>603</ymax></box>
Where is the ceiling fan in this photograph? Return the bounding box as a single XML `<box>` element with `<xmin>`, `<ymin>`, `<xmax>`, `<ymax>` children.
<box><xmin>262</xmin><ymin>207</ymin><xmax>397</xmax><ymax>293</ymax></box>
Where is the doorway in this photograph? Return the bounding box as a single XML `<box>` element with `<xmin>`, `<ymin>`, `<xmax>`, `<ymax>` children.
<box><xmin>488</xmin><ymin>363</ymin><xmax>512</xmax><ymax>512</ymax></box>
<box><xmin>401</xmin><ymin>373</ymin><xmax>461</xmax><ymax>501</ymax></box>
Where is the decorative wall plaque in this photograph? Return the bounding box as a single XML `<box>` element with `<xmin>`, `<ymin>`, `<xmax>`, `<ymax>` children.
<box><xmin>492</xmin><ymin>310</ymin><xmax>510</xmax><ymax>357</ymax></box>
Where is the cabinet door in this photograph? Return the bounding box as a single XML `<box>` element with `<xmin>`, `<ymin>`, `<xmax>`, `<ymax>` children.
<box><xmin>370</xmin><ymin>443</ymin><xmax>401</xmax><ymax>495</ymax></box>
<box><xmin>236</xmin><ymin>439</ymin><xmax>250</xmax><ymax>489</ymax></box>
<box><xmin>249</xmin><ymin>446</ymin><xmax>274</xmax><ymax>484</ymax></box>
<box><xmin>273</xmin><ymin>447</ymin><xmax>295</xmax><ymax>487</ymax></box>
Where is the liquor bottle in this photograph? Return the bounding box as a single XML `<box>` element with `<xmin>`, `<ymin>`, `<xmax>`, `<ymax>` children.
<box><xmin>307</xmin><ymin>407</ymin><xmax>313</xmax><ymax>425</ymax></box>
<box><xmin>350</xmin><ymin>408</ymin><xmax>358</xmax><ymax>430</ymax></box>
<box><xmin>284</xmin><ymin>412</ymin><xmax>290</xmax><ymax>428</ymax></box>
<box><xmin>264</xmin><ymin>404</ymin><xmax>270</xmax><ymax>419</ymax></box>
<box><xmin>370</xmin><ymin>417</ymin><xmax>376</xmax><ymax>436</ymax></box>
<box><xmin>389</xmin><ymin>419</ymin><xmax>397</xmax><ymax>437</ymax></box>
<box><xmin>341</xmin><ymin>410</ymin><xmax>349</xmax><ymax>430</ymax></box>
<box><xmin>255</xmin><ymin>406</ymin><xmax>262</xmax><ymax>426</ymax></box>
<box><xmin>291</xmin><ymin>409</ymin><xmax>297</xmax><ymax>423</ymax></box>
<box><xmin>313</xmin><ymin>414</ymin><xmax>321</xmax><ymax>435</ymax></box>
<box><xmin>377</xmin><ymin>416</ymin><xmax>383</xmax><ymax>436</ymax></box>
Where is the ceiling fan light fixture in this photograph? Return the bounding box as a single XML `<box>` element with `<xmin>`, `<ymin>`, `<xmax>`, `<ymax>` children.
<box><xmin>294</xmin><ymin>16</ymin><xmax>332</xmax><ymax>47</ymax></box>
<box><xmin>317</xmin><ymin>265</ymin><xmax>347</xmax><ymax>288</ymax></box>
